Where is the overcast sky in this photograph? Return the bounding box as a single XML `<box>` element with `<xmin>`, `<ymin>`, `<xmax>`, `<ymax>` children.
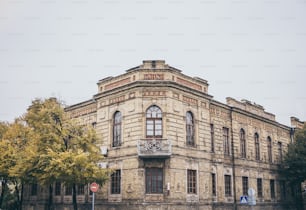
<box><xmin>0</xmin><ymin>0</ymin><xmax>305</xmax><ymax>126</ymax></box>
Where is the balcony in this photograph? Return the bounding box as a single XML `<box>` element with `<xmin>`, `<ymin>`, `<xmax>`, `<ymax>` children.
<box><xmin>137</xmin><ymin>139</ymin><xmax>172</xmax><ymax>158</ymax></box>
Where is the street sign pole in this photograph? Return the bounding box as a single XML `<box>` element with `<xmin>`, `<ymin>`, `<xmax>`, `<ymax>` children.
<box><xmin>92</xmin><ymin>192</ymin><xmax>95</xmax><ymax>210</ymax></box>
<box><xmin>90</xmin><ymin>182</ymin><xmax>99</xmax><ymax>210</ymax></box>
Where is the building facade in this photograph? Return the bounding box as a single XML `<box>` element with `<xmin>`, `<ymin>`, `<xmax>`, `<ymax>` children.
<box><xmin>23</xmin><ymin>60</ymin><xmax>301</xmax><ymax>210</ymax></box>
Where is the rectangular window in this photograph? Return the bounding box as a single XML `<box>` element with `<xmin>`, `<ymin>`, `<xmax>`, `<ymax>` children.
<box><xmin>187</xmin><ymin>170</ymin><xmax>197</xmax><ymax>194</ymax></box>
<box><xmin>210</xmin><ymin>124</ymin><xmax>214</xmax><ymax>152</ymax></box>
<box><xmin>278</xmin><ymin>142</ymin><xmax>282</xmax><ymax>162</ymax></box>
<box><xmin>270</xmin><ymin>179</ymin><xmax>275</xmax><ymax>199</ymax></box>
<box><xmin>77</xmin><ymin>184</ymin><xmax>85</xmax><ymax>195</ymax></box>
<box><xmin>212</xmin><ymin>173</ymin><xmax>216</xmax><ymax>196</ymax></box>
<box><xmin>268</xmin><ymin>138</ymin><xmax>273</xmax><ymax>163</ymax></box>
<box><xmin>257</xmin><ymin>178</ymin><xmax>263</xmax><ymax>197</ymax></box>
<box><xmin>223</xmin><ymin>127</ymin><xmax>230</xmax><ymax>155</ymax></box>
<box><xmin>55</xmin><ymin>182</ymin><xmax>61</xmax><ymax>196</ymax></box>
<box><xmin>111</xmin><ymin>170</ymin><xmax>121</xmax><ymax>194</ymax></box>
<box><xmin>65</xmin><ymin>185</ymin><xmax>72</xmax><ymax>195</ymax></box>
<box><xmin>146</xmin><ymin>168</ymin><xmax>163</xmax><ymax>194</ymax></box>
<box><xmin>224</xmin><ymin>175</ymin><xmax>232</xmax><ymax>196</ymax></box>
<box><xmin>242</xmin><ymin>177</ymin><xmax>248</xmax><ymax>195</ymax></box>
<box><xmin>31</xmin><ymin>183</ymin><xmax>38</xmax><ymax>196</ymax></box>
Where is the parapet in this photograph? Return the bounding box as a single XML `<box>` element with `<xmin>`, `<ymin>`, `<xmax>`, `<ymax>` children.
<box><xmin>290</xmin><ymin>116</ymin><xmax>305</xmax><ymax>129</ymax></box>
<box><xmin>226</xmin><ymin>97</ymin><xmax>275</xmax><ymax>121</ymax></box>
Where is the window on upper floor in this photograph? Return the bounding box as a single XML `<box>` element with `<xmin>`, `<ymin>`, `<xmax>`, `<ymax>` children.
<box><xmin>113</xmin><ymin>111</ymin><xmax>122</xmax><ymax>147</ymax></box>
<box><xmin>210</xmin><ymin>124</ymin><xmax>215</xmax><ymax>152</ymax></box>
<box><xmin>186</xmin><ymin>111</ymin><xmax>195</xmax><ymax>146</ymax></box>
<box><xmin>146</xmin><ymin>105</ymin><xmax>162</xmax><ymax>138</ymax></box>
<box><xmin>278</xmin><ymin>141</ymin><xmax>282</xmax><ymax>162</ymax></box>
<box><xmin>255</xmin><ymin>133</ymin><xmax>260</xmax><ymax>161</ymax></box>
<box><xmin>111</xmin><ymin>169</ymin><xmax>121</xmax><ymax>194</ymax></box>
<box><xmin>223</xmin><ymin>127</ymin><xmax>230</xmax><ymax>156</ymax></box>
<box><xmin>240</xmin><ymin>129</ymin><xmax>246</xmax><ymax>158</ymax></box>
<box><xmin>267</xmin><ymin>136</ymin><xmax>272</xmax><ymax>163</ymax></box>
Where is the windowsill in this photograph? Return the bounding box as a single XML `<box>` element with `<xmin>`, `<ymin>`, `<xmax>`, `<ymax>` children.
<box><xmin>186</xmin><ymin>194</ymin><xmax>199</xmax><ymax>202</ymax></box>
<box><xmin>144</xmin><ymin>194</ymin><xmax>164</xmax><ymax>202</ymax></box>
<box><xmin>108</xmin><ymin>194</ymin><xmax>122</xmax><ymax>202</ymax></box>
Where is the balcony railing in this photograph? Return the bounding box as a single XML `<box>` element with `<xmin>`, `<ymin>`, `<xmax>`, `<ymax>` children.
<box><xmin>137</xmin><ymin>139</ymin><xmax>171</xmax><ymax>158</ymax></box>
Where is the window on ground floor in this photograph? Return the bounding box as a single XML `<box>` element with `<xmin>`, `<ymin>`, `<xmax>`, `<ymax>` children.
<box><xmin>65</xmin><ymin>185</ymin><xmax>72</xmax><ymax>195</ymax></box>
<box><xmin>187</xmin><ymin>169</ymin><xmax>197</xmax><ymax>194</ymax></box>
<box><xmin>111</xmin><ymin>169</ymin><xmax>121</xmax><ymax>194</ymax></box>
<box><xmin>30</xmin><ymin>183</ymin><xmax>38</xmax><ymax>196</ymax></box>
<box><xmin>224</xmin><ymin>175</ymin><xmax>232</xmax><ymax>196</ymax></box>
<box><xmin>77</xmin><ymin>184</ymin><xmax>85</xmax><ymax>195</ymax></box>
<box><xmin>212</xmin><ymin>173</ymin><xmax>216</xmax><ymax>196</ymax></box>
<box><xmin>270</xmin><ymin>179</ymin><xmax>275</xmax><ymax>199</ymax></box>
<box><xmin>55</xmin><ymin>181</ymin><xmax>61</xmax><ymax>196</ymax></box>
<box><xmin>146</xmin><ymin>168</ymin><xmax>163</xmax><ymax>194</ymax></box>
<box><xmin>257</xmin><ymin>178</ymin><xmax>263</xmax><ymax>198</ymax></box>
<box><xmin>242</xmin><ymin>176</ymin><xmax>248</xmax><ymax>195</ymax></box>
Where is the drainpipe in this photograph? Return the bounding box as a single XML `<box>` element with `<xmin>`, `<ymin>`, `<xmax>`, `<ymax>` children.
<box><xmin>230</xmin><ymin>107</ymin><xmax>237</xmax><ymax>210</ymax></box>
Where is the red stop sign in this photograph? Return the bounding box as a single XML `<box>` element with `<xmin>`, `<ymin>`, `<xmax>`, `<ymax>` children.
<box><xmin>90</xmin><ymin>182</ymin><xmax>99</xmax><ymax>193</ymax></box>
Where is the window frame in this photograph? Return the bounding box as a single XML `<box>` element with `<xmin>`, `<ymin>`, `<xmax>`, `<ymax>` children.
<box><xmin>111</xmin><ymin>169</ymin><xmax>121</xmax><ymax>194</ymax></box>
<box><xmin>257</xmin><ymin>178</ymin><xmax>263</xmax><ymax>198</ymax></box>
<box><xmin>242</xmin><ymin>176</ymin><xmax>248</xmax><ymax>195</ymax></box>
<box><xmin>186</xmin><ymin>111</ymin><xmax>195</xmax><ymax>146</ymax></box>
<box><xmin>240</xmin><ymin>129</ymin><xmax>246</xmax><ymax>158</ymax></box>
<box><xmin>112</xmin><ymin>111</ymin><xmax>122</xmax><ymax>147</ymax></box>
<box><xmin>267</xmin><ymin>136</ymin><xmax>272</xmax><ymax>163</ymax></box>
<box><xmin>212</xmin><ymin>173</ymin><xmax>216</xmax><ymax>196</ymax></box>
<box><xmin>55</xmin><ymin>181</ymin><xmax>61</xmax><ymax>196</ymax></box>
<box><xmin>65</xmin><ymin>185</ymin><xmax>72</xmax><ymax>195</ymax></box>
<box><xmin>77</xmin><ymin>184</ymin><xmax>85</xmax><ymax>195</ymax></box>
<box><xmin>224</xmin><ymin>175</ymin><xmax>232</xmax><ymax>196</ymax></box>
<box><xmin>146</xmin><ymin>105</ymin><xmax>163</xmax><ymax>138</ymax></box>
<box><xmin>210</xmin><ymin>124</ymin><xmax>214</xmax><ymax>152</ymax></box>
<box><xmin>223</xmin><ymin>127</ymin><xmax>230</xmax><ymax>156</ymax></box>
<box><xmin>145</xmin><ymin>167</ymin><xmax>163</xmax><ymax>194</ymax></box>
<box><xmin>30</xmin><ymin>183</ymin><xmax>38</xmax><ymax>196</ymax></box>
<box><xmin>187</xmin><ymin>169</ymin><xmax>197</xmax><ymax>194</ymax></box>
<box><xmin>278</xmin><ymin>141</ymin><xmax>282</xmax><ymax>162</ymax></box>
<box><xmin>270</xmin><ymin>179</ymin><xmax>275</xmax><ymax>199</ymax></box>
<box><xmin>255</xmin><ymin>133</ymin><xmax>260</xmax><ymax>161</ymax></box>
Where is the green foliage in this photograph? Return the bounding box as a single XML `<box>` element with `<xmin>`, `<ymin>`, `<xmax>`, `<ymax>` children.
<box><xmin>0</xmin><ymin>97</ymin><xmax>109</xmax><ymax>209</ymax></box>
<box><xmin>281</xmin><ymin>125</ymin><xmax>306</xmax><ymax>184</ymax></box>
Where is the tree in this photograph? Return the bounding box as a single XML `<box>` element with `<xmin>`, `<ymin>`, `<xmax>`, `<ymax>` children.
<box><xmin>280</xmin><ymin>124</ymin><xmax>306</xmax><ymax>210</ymax></box>
<box><xmin>10</xmin><ymin>98</ymin><xmax>109</xmax><ymax>210</ymax></box>
<box><xmin>0</xmin><ymin>120</ymin><xmax>30</xmax><ymax>210</ymax></box>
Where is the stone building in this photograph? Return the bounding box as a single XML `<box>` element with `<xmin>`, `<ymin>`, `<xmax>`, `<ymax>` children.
<box><xmin>23</xmin><ymin>60</ymin><xmax>301</xmax><ymax>210</ymax></box>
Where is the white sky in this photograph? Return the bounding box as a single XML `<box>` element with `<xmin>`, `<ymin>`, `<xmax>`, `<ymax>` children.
<box><xmin>0</xmin><ymin>0</ymin><xmax>305</xmax><ymax>126</ymax></box>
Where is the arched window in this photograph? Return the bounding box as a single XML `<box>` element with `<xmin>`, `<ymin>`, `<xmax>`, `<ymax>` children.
<box><xmin>186</xmin><ymin>111</ymin><xmax>195</xmax><ymax>146</ymax></box>
<box><xmin>240</xmin><ymin>129</ymin><xmax>246</xmax><ymax>158</ymax></box>
<box><xmin>255</xmin><ymin>133</ymin><xmax>260</xmax><ymax>160</ymax></box>
<box><xmin>146</xmin><ymin>105</ymin><xmax>162</xmax><ymax>138</ymax></box>
<box><xmin>113</xmin><ymin>111</ymin><xmax>122</xmax><ymax>147</ymax></box>
<box><xmin>267</xmin><ymin>136</ymin><xmax>272</xmax><ymax>163</ymax></box>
